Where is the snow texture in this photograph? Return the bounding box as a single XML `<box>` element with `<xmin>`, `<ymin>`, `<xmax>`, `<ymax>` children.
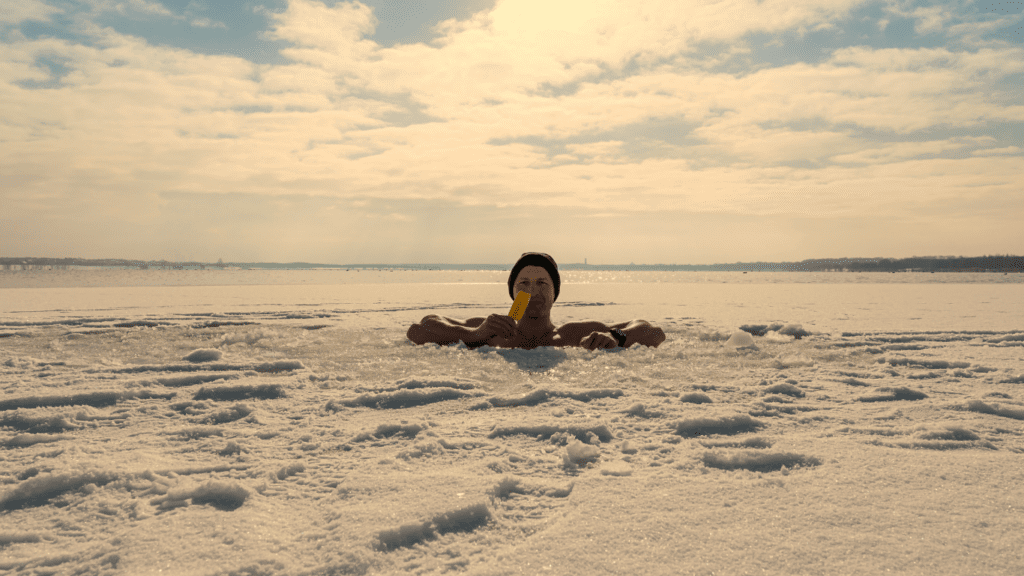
<box><xmin>1</xmin><ymin>274</ymin><xmax>1023</xmax><ymax>574</ymax></box>
<box><xmin>724</xmin><ymin>329</ymin><xmax>758</xmax><ymax>350</ymax></box>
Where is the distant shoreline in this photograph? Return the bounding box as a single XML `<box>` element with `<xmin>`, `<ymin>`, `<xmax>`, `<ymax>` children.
<box><xmin>1</xmin><ymin>256</ymin><xmax>1022</xmax><ymax>273</ymax></box>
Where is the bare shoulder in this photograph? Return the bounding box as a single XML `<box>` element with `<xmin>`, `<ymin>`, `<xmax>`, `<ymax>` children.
<box><xmin>556</xmin><ymin>319</ymin><xmax>663</xmax><ymax>348</ymax></box>
<box><xmin>556</xmin><ymin>320</ymin><xmax>616</xmax><ymax>346</ymax></box>
<box><xmin>433</xmin><ymin>316</ymin><xmax>486</xmax><ymax>328</ymax></box>
<box><xmin>559</xmin><ymin>320</ymin><xmax>607</xmax><ymax>336</ymax></box>
<box><xmin>558</xmin><ymin>319</ymin><xmax>635</xmax><ymax>334</ymax></box>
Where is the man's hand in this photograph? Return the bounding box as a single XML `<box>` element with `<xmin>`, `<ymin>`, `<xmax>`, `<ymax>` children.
<box><xmin>581</xmin><ymin>331</ymin><xmax>618</xmax><ymax>351</ymax></box>
<box><xmin>471</xmin><ymin>313</ymin><xmax>518</xmax><ymax>341</ymax></box>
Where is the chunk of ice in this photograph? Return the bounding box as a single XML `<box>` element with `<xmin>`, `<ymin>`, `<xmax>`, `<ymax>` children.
<box><xmin>724</xmin><ymin>330</ymin><xmax>757</xmax><ymax>350</ymax></box>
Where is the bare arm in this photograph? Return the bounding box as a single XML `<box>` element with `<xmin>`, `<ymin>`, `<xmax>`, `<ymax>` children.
<box><xmin>407</xmin><ymin>315</ymin><xmax>490</xmax><ymax>347</ymax></box>
<box><xmin>622</xmin><ymin>320</ymin><xmax>666</xmax><ymax>348</ymax></box>
<box><xmin>572</xmin><ymin>319</ymin><xmax>666</xmax><ymax>348</ymax></box>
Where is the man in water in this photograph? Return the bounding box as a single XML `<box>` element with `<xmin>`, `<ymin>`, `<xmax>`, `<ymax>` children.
<box><xmin>407</xmin><ymin>252</ymin><xmax>666</xmax><ymax>351</ymax></box>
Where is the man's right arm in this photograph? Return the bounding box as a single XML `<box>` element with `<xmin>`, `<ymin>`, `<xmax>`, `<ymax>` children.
<box><xmin>407</xmin><ymin>315</ymin><xmax>490</xmax><ymax>347</ymax></box>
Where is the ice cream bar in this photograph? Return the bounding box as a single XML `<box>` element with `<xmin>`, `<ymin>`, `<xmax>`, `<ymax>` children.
<box><xmin>508</xmin><ymin>290</ymin><xmax>531</xmax><ymax>321</ymax></box>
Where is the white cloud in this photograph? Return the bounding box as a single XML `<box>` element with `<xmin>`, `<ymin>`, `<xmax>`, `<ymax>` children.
<box><xmin>121</xmin><ymin>0</ymin><xmax>174</xmax><ymax>17</ymax></box>
<box><xmin>1</xmin><ymin>0</ymin><xmax>1022</xmax><ymax>262</ymax></box>
<box><xmin>829</xmin><ymin>139</ymin><xmax>977</xmax><ymax>164</ymax></box>
<box><xmin>0</xmin><ymin>0</ymin><xmax>62</xmax><ymax>24</ymax></box>
<box><xmin>971</xmin><ymin>146</ymin><xmax>1022</xmax><ymax>156</ymax></box>
<box><xmin>72</xmin><ymin>0</ymin><xmax>179</xmax><ymax>21</ymax></box>
<box><xmin>190</xmin><ymin>17</ymin><xmax>226</xmax><ymax>29</ymax></box>
<box><xmin>905</xmin><ymin>4</ymin><xmax>954</xmax><ymax>34</ymax></box>
<box><xmin>565</xmin><ymin>140</ymin><xmax>625</xmax><ymax>160</ymax></box>
<box><xmin>269</xmin><ymin>0</ymin><xmax>379</xmax><ymax>59</ymax></box>
<box><xmin>84</xmin><ymin>0</ymin><xmax>176</xmax><ymax>18</ymax></box>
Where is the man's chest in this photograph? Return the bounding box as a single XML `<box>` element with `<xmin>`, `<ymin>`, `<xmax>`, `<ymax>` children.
<box><xmin>487</xmin><ymin>325</ymin><xmax>581</xmax><ymax>349</ymax></box>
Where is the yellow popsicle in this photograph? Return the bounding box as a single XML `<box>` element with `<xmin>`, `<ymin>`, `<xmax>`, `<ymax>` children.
<box><xmin>508</xmin><ymin>290</ymin><xmax>531</xmax><ymax>321</ymax></box>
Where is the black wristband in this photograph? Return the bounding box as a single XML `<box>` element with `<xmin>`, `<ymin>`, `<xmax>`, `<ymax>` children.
<box><xmin>610</xmin><ymin>329</ymin><xmax>627</xmax><ymax>347</ymax></box>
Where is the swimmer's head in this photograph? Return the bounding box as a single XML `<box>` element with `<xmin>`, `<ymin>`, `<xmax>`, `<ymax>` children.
<box><xmin>508</xmin><ymin>252</ymin><xmax>560</xmax><ymax>303</ymax></box>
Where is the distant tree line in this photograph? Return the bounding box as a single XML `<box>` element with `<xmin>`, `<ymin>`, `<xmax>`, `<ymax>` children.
<box><xmin>749</xmin><ymin>255</ymin><xmax>1024</xmax><ymax>273</ymax></box>
<box><xmin>0</xmin><ymin>257</ymin><xmax>227</xmax><ymax>270</ymax></box>
<box><xmin>567</xmin><ymin>255</ymin><xmax>1022</xmax><ymax>272</ymax></box>
<box><xmin>1</xmin><ymin>255</ymin><xmax>1021</xmax><ymax>272</ymax></box>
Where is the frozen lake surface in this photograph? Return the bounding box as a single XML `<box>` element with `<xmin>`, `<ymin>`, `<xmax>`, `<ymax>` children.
<box><xmin>1</xmin><ymin>270</ymin><xmax>1022</xmax><ymax>574</ymax></box>
<box><xmin>3</xmin><ymin>269</ymin><xmax>1023</xmax><ymax>334</ymax></box>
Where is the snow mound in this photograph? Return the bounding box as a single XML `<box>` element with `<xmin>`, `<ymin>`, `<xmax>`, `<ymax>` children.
<box><xmin>881</xmin><ymin>439</ymin><xmax>998</xmax><ymax>450</ymax></box>
<box><xmin>691</xmin><ymin>328</ymin><xmax>731</xmax><ymax>341</ymax></box>
<box><xmin>680</xmin><ymin>392</ymin><xmax>713</xmax><ymax>404</ymax></box>
<box><xmin>198</xmin><ymin>403</ymin><xmax>252</xmax><ymax>424</ymax></box>
<box><xmin>764</xmin><ymin>331</ymin><xmax>795</xmax><ymax>343</ymax></box>
<box><xmin>867</xmin><ymin>427</ymin><xmax>997</xmax><ymax>451</ymax></box>
<box><xmin>2</xmin><ymin>433</ymin><xmax>66</xmax><ymax>448</ymax></box>
<box><xmin>920</xmin><ymin>427</ymin><xmax>980</xmax><ymax>441</ymax></box>
<box><xmin>95</xmin><ymin>360</ymin><xmax>303</xmax><ymax>374</ymax></box>
<box><xmin>0</xmin><ymin>533</ymin><xmax>42</xmax><ymax>545</ymax></box>
<box><xmin>988</xmin><ymin>333</ymin><xmax>1024</xmax><ymax>343</ymax></box>
<box><xmin>0</xmin><ymin>470</ymin><xmax>118</xmax><ymax>510</ymax></box>
<box><xmin>563</xmin><ymin>440</ymin><xmax>601</xmax><ymax>468</ymax></box>
<box><xmin>174</xmin><ymin>426</ymin><xmax>224</xmax><ymax>440</ymax></box>
<box><xmin>114</xmin><ymin>320</ymin><xmax>160</xmax><ymax>328</ymax></box>
<box><xmin>276</xmin><ymin>463</ymin><xmax>305</xmax><ymax>480</ymax></box>
<box><xmin>740</xmin><ymin>323</ymin><xmax>809</xmax><ymax>339</ymax></box>
<box><xmin>488</xmin><ymin>423</ymin><xmax>613</xmax><ymax>443</ymax></box>
<box><xmin>170</xmin><ymin>401</ymin><xmax>208</xmax><ymax>415</ymax></box>
<box><xmin>391</xmin><ymin>377</ymin><xmax>482</xmax><ymax>391</ymax></box>
<box><xmin>396</xmin><ymin>441</ymin><xmax>446</xmax><ymax>460</ymax></box>
<box><xmin>906</xmin><ymin>371</ymin><xmax>944</xmax><ymax>380</ymax></box>
<box><xmin>153</xmin><ymin>479</ymin><xmax>249</xmax><ymax>511</ymax></box>
<box><xmin>484</xmin><ymin>388</ymin><xmax>623</xmax><ymax>408</ymax></box>
<box><xmin>153</xmin><ymin>373</ymin><xmax>239</xmax><ymax>387</ymax></box>
<box><xmin>354</xmin><ymin>423</ymin><xmax>427</xmax><ymax>441</ymax></box>
<box><xmin>487</xmin><ymin>476</ymin><xmax>574</xmax><ymax>499</ymax></box>
<box><xmin>966</xmin><ymin>400</ymin><xmax>1024</xmax><ymax>420</ymax></box>
<box><xmin>774</xmin><ymin>355</ymin><xmax>814</xmax><ymax>368</ymax></box>
<box><xmin>599</xmin><ymin>461</ymin><xmax>633</xmax><ymax>477</ymax></box>
<box><xmin>623</xmin><ymin>403</ymin><xmax>665</xmax><ymax>418</ymax></box>
<box><xmin>884</xmin><ymin>357</ymin><xmax>971</xmax><ymax>369</ymax></box>
<box><xmin>764</xmin><ymin>383</ymin><xmax>805</xmax><ymax>397</ymax></box>
<box><xmin>193</xmin><ymin>384</ymin><xmax>284</xmax><ymax>401</ymax></box>
<box><xmin>3</xmin><ymin>356</ymin><xmax>46</xmax><ymax>368</ymax></box>
<box><xmin>331</xmin><ymin>388</ymin><xmax>480</xmax><ymax>410</ymax></box>
<box><xmin>182</xmin><ymin>348</ymin><xmax>222</xmax><ymax>363</ymax></box>
<box><xmin>0</xmin><ymin>412</ymin><xmax>82</xmax><ymax>433</ymax></box>
<box><xmin>856</xmin><ymin>387</ymin><xmax>928</xmax><ymax>402</ymax></box>
<box><xmin>724</xmin><ymin>330</ymin><xmax>758</xmax><ymax>350</ymax></box>
<box><xmin>375</xmin><ymin>503</ymin><xmax>492</xmax><ymax>552</ymax></box>
<box><xmin>673</xmin><ymin>414</ymin><xmax>765</xmax><ymax>437</ymax></box>
<box><xmin>699</xmin><ymin>437</ymin><xmax>773</xmax><ymax>449</ymax></box>
<box><xmin>219</xmin><ymin>328</ymin><xmax>281</xmax><ymax>346</ymax></box>
<box><xmin>253</xmin><ymin>360</ymin><xmax>304</xmax><ymax>373</ymax></box>
<box><xmin>702</xmin><ymin>451</ymin><xmax>821</xmax><ymax>472</ymax></box>
<box><xmin>219</xmin><ymin>441</ymin><xmax>245</xmax><ymax>456</ymax></box>
<box><xmin>0</xmin><ymin>390</ymin><xmax>174</xmax><ymax>411</ymax></box>
<box><xmin>778</xmin><ymin>324</ymin><xmax>810</xmax><ymax>339</ymax></box>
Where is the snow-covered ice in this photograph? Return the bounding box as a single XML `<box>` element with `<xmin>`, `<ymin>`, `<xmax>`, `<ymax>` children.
<box><xmin>1</xmin><ymin>270</ymin><xmax>1023</xmax><ymax>574</ymax></box>
<box><xmin>724</xmin><ymin>329</ymin><xmax>758</xmax><ymax>350</ymax></box>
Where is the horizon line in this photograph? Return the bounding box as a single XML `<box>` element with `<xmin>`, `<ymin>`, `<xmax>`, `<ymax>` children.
<box><xmin>3</xmin><ymin>255</ymin><xmax>1023</xmax><ymax>268</ymax></box>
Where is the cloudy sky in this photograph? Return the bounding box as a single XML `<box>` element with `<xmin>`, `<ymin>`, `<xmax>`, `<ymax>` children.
<box><xmin>2</xmin><ymin>0</ymin><xmax>1021</xmax><ymax>266</ymax></box>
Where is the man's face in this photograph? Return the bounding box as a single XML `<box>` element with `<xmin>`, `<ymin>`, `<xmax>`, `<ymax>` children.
<box><xmin>513</xmin><ymin>265</ymin><xmax>555</xmax><ymax>315</ymax></box>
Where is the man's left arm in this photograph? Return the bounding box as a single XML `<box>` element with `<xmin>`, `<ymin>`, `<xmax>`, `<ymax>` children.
<box><xmin>619</xmin><ymin>320</ymin><xmax>666</xmax><ymax>348</ymax></box>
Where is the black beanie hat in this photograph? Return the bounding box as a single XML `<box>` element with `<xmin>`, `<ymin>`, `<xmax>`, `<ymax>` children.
<box><xmin>508</xmin><ymin>252</ymin><xmax>560</xmax><ymax>303</ymax></box>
